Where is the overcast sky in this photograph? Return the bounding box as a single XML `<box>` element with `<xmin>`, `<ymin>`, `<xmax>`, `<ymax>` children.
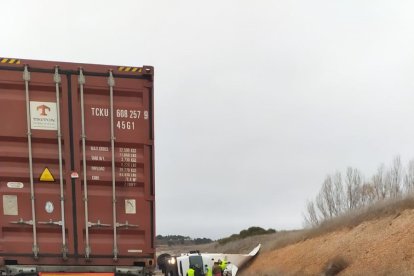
<box><xmin>3</xmin><ymin>1</ymin><xmax>414</xmax><ymax>239</ymax></box>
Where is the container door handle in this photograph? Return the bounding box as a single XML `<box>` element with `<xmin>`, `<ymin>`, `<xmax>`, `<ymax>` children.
<box><xmin>23</xmin><ymin>66</ymin><xmax>39</xmax><ymax>259</ymax></box>
<box><xmin>108</xmin><ymin>70</ymin><xmax>118</xmax><ymax>261</ymax></box>
<box><xmin>10</xmin><ymin>218</ymin><xmax>34</xmax><ymax>226</ymax></box>
<box><xmin>38</xmin><ymin>219</ymin><xmax>63</xmax><ymax>226</ymax></box>
<box><xmin>115</xmin><ymin>221</ymin><xmax>139</xmax><ymax>229</ymax></box>
<box><xmin>79</xmin><ymin>68</ymin><xmax>91</xmax><ymax>259</ymax></box>
<box><xmin>88</xmin><ymin>220</ymin><xmax>111</xmax><ymax>228</ymax></box>
<box><xmin>54</xmin><ymin>67</ymin><xmax>68</xmax><ymax>260</ymax></box>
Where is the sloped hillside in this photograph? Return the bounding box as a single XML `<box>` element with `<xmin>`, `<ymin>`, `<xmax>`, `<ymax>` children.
<box><xmin>157</xmin><ymin>198</ymin><xmax>414</xmax><ymax>275</ymax></box>
<box><xmin>241</xmin><ymin>206</ymin><xmax>414</xmax><ymax>275</ymax></box>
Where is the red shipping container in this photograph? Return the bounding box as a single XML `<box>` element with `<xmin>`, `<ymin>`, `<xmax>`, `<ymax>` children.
<box><xmin>0</xmin><ymin>57</ymin><xmax>155</xmax><ymax>275</ymax></box>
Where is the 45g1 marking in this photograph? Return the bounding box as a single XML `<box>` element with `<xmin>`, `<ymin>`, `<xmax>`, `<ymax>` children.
<box><xmin>117</xmin><ymin>121</ymin><xmax>135</xmax><ymax>130</ymax></box>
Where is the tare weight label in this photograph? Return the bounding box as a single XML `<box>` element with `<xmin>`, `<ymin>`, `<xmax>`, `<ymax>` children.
<box><xmin>30</xmin><ymin>101</ymin><xmax>58</xmax><ymax>130</ymax></box>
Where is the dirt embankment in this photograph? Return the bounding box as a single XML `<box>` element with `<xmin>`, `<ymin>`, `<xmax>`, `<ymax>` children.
<box><xmin>241</xmin><ymin>209</ymin><xmax>414</xmax><ymax>275</ymax></box>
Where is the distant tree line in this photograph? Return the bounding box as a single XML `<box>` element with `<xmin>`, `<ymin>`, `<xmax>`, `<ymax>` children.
<box><xmin>304</xmin><ymin>156</ymin><xmax>414</xmax><ymax>226</ymax></box>
<box><xmin>218</xmin><ymin>226</ymin><xmax>276</xmax><ymax>245</ymax></box>
<box><xmin>156</xmin><ymin>235</ymin><xmax>212</xmax><ymax>246</ymax></box>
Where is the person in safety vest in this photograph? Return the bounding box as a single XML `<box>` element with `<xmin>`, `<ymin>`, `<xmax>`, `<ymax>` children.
<box><xmin>186</xmin><ymin>265</ymin><xmax>195</xmax><ymax>276</ymax></box>
<box><xmin>212</xmin><ymin>262</ymin><xmax>222</xmax><ymax>276</ymax></box>
<box><xmin>194</xmin><ymin>264</ymin><xmax>202</xmax><ymax>276</ymax></box>
<box><xmin>219</xmin><ymin>259</ymin><xmax>228</xmax><ymax>275</ymax></box>
<box><xmin>205</xmin><ymin>264</ymin><xmax>213</xmax><ymax>276</ymax></box>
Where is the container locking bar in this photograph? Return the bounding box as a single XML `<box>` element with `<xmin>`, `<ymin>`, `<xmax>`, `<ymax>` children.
<box><xmin>23</xmin><ymin>65</ymin><xmax>39</xmax><ymax>259</ymax></box>
<box><xmin>38</xmin><ymin>219</ymin><xmax>63</xmax><ymax>226</ymax></box>
<box><xmin>88</xmin><ymin>220</ymin><xmax>111</xmax><ymax>228</ymax></box>
<box><xmin>115</xmin><ymin>221</ymin><xmax>139</xmax><ymax>228</ymax></box>
<box><xmin>108</xmin><ymin>70</ymin><xmax>118</xmax><ymax>261</ymax></box>
<box><xmin>54</xmin><ymin>67</ymin><xmax>68</xmax><ymax>260</ymax></box>
<box><xmin>79</xmin><ymin>69</ymin><xmax>91</xmax><ymax>259</ymax></box>
<box><xmin>10</xmin><ymin>218</ymin><xmax>34</xmax><ymax>225</ymax></box>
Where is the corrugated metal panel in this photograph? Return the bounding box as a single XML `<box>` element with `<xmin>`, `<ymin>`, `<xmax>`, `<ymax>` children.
<box><xmin>0</xmin><ymin>58</ymin><xmax>155</xmax><ymax>269</ymax></box>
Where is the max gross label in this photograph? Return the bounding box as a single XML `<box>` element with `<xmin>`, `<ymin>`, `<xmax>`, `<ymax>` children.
<box><xmin>89</xmin><ymin>146</ymin><xmax>139</xmax><ymax>187</ymax></box>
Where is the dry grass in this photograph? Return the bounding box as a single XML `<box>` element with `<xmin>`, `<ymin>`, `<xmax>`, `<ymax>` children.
<box><xmin>159</xmin><ymin>196</ymin><xmax>414</xmax><ymax>275</ymax></box>
<box><xmin>205</xmin><ymin>195</ymin><xmax>414</xmax><ymax>256</ymax></box>
<box><xmin>304</xmin><ymin>195</ymin><xmax>414</xmax><ymax>241</ymax></box>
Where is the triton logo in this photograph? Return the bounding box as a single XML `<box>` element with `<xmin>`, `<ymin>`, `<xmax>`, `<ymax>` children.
<box><xmin>37</xmin><ymin>105</ymin><xmax>51</xmax><ymax>116</ymax></box>
<box><xmin>30</xmin><ymin>101</ymin><xmax>57</xmax><ymax>130</ymax></box>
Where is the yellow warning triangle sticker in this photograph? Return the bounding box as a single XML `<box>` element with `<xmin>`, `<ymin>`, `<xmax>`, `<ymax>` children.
<box><xmin>40</xmin><ymin>167</ymin><xmax>55</xmax><ymax>182</ymax></box>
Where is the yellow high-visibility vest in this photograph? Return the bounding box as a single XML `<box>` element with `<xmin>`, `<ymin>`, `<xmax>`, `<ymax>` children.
<box><xmin>220</xmin><ymin>260</ymin><xmax>227</xmax><ymax>271</ymax></box>
<box><xmin>187</xmin><ymin>268</ymin><xmax>195</xmax><ymax>276</ymax></box>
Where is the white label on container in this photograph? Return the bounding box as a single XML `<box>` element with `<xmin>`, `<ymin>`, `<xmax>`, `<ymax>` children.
<box><xmin>45</xmin><ymin>201</ymin><xmax>54</xmax><ymax>213</ymax></box>
<box><xmin>127</xmin><ymin>249</ymin><xmax>143</xmax><ymax>253</ymax></box>
<box><xmin>125</xmin><ymin>199</ymin><xmax>136</xmax><ymax>214</ymax></box>
<box><xmin>71</xmin><ymin>172</ymin><xmax>79</xmax><ymax>179</ymax></box>
<box><xmin>30</xmin><ymin>101</ymin><xmax>58</xmax><ymax>130</ymax></box>
<box><xmin>3</xmin><ymin>195</ymin><xmax>18</xmax><ymax>215</ymax></box>
<box><xmin>7</xmin><ymin>182</ymin><xmax>24</xmax><ymax>189</ymax></box>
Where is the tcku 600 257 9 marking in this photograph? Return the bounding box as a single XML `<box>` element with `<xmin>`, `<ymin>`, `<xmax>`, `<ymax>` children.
<box><xmin>91</xmin><ymin>107</ymin><xmax>149</xmax><ymax>131</ymax></box>
<box><xmin>91</xmin><ymin>107</ymin><xmax>148</xmax><ymax>119</ymax></box>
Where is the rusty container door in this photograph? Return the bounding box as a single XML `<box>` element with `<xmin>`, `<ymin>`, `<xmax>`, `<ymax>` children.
<box><xmin>0</xmin><ymin>65</ymin><xmax>73</xmax><ymax>260</ymax></box>
<box><xmin>71</xmin><ymin>68</ymin><xmax>155</xmax><ymax>262</ymax></box>
<box><xmin>0</xmin><ymin>58</ymin><xmax>155</xmax><ymax>267</ymax></box>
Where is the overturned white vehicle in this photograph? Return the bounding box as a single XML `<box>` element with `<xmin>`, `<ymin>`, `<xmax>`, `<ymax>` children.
<box><xmin>162</xmin><ymin>244</ymin><xmax>261</xmax><ymax>276</ymax></box>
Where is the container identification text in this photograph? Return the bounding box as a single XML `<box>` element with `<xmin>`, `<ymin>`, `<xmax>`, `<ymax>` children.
<box><xmin>90</xmin><ymin>107</ymin><xmax>149</xmax><ymax>131</ymax></box>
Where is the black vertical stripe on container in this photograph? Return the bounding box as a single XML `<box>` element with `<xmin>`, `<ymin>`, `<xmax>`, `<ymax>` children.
<box><xmin>149</xmin><ymin>74</ymin><xmax>155</xmax><ymax>250</ymax></box>
<box><xmin>67</xmin><ymin>73</ymin><xmax>79</xmax><ymax>258</ymax></box>
<box><xmin>150</xmin><ymin>200</ymin><xmax>154</xmax><ymax>249</ymax></box>
<box><xmin>150</xmin><ymin>146</ymin><xmax>154</xmax><ymax>197</ymax></box>
<box><xmin>149</xmin><ymin>83</ymin><xmax>154</xmax><ymax>141</ymax></box>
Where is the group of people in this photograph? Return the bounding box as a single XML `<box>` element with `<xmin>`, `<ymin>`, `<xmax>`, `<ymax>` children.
<box><xmin>212</xmin><ymin>259</ymin><xmax>228</xmax><ymax>276</ymax></box>
<box><xmin>186</xmin><ymin>259</ymin><xmax>228</xmax><ymax>276</ymax></box>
